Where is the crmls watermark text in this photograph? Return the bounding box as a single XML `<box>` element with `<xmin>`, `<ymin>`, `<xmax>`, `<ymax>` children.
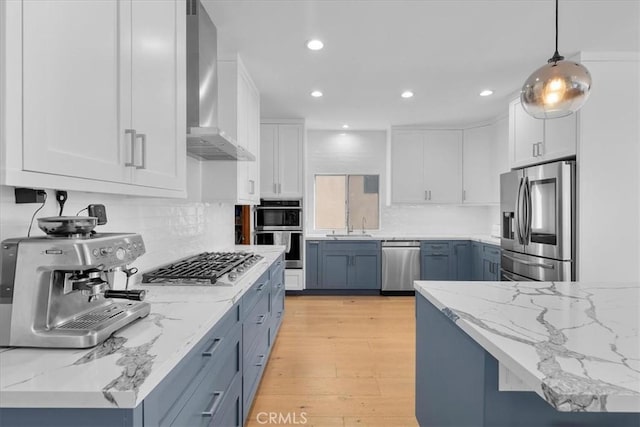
<box><xmin>256</xmin><ymin>411</ymin><xmax>308</xmax><ymax>424</ymax></box>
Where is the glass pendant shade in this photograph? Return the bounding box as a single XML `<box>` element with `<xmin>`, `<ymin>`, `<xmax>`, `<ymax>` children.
<box><xmin>521</xmin><ymin>59</ymin><xmax>592</xmax><ymax>119</ymax></box>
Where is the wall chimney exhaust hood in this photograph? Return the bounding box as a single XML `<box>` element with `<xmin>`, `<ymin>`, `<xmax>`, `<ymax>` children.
<box><xmin>186</xmin><ymin>0</ymin><xmax>255</xmax><ymax>161</ymax></box>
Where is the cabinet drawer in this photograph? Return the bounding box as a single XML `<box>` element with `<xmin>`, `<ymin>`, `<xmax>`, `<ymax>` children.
<box><xmin>243</xmin><ymin>326</ymin><xmax>270</xmax><ymax>417</ymax></box>
<box><xmin>271</xmin><ymin>288</ymin><xmax>285</xmax><ymax>324</ymax></box>
<box><xmin>483</xmin><ymin>244</ymin><xmax>501</xmax><ymax>260</ymax></box>
<box><xmin>421</xmin><ymin>241</ymin><xmax>450</xmax><ymax>255</ymax></box>
<box><xmin>242</xmin><ymin>271</ymin><xmax>270</xmax><ymax>319</ymax></box>
<box><xmin>322</xmin><ymin>241</ymin><xmax>380</xmax><ymax>252</ymax></box>
<box><xmin>144</xmin><ymin>303</ymin><xmax>241</xmax><ymax>427</ymax></box>
<box><xmin>271</xmin><ymin>256</ymin><xmax>285</xmax><ymax>279</ymax></box>
<box><xmin>211</xmin><ymin>373</ymin><xmax>242</xmax><ymax>427</ymax></box>
<box><xmin>243</xmin><ymin>288</ymin><xmax>270</xmax><ymax>353</ymax></box>
<box><xmin>170</xmin><ymin>326</ymin><xmax>242</xmax><ymax>427</ymax></box>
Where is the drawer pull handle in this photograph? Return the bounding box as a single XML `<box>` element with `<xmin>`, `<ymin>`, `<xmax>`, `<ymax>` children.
<box><xmin>257</xmin><ymin>283</ymin><xmax>265</xmax><ymax>292</ymax></box>
<box><xmin>256</xmin><ymin>354</ymin><xmax>266</xmax><ymax>367</ymax></box>
<box><xmin>257</xmin><ymin>315</ymin><xmax>266</xmax><ymax>325</ymax></box>
<box><xmin>431</xmin><ymin>253</ymin><xmax>447</xmax><ymax>257</ymax></box>
<box><xmin>202</xmin><ymin>338</ymin><xmax>222</xmax><ymax>357</ymax></box>
<box><xmin>201</xmin><ymin>391</ymin><xmax>224</xmax><ymax>417</ymax></box>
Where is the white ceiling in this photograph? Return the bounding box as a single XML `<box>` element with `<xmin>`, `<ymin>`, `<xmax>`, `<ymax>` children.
<box><xmin>203</xmin><ymin>1</ymin><xmax>639</xmax><ymax>130</ymax></box>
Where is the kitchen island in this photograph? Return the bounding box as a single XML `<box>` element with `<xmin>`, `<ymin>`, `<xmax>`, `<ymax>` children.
<box><xmin>0</xmin><ymin>245</ymin><xmax>285</xmax><ymax>426</ymax></box>
<box><xmin>415</xmin><ymin>280</ymin><xmax>640</xmax><ymax>426</ymax></box>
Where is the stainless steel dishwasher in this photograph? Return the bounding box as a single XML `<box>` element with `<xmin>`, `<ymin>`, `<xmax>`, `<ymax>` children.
<box><xmin>381</xmin><ymin>240</ymin><xmax>421</xmax><ymax>293</ymax></box>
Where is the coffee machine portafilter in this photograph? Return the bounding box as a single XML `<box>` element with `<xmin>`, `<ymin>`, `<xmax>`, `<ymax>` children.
<box><xmin>0</xmin><ymin>233</ymin><xmax>150</xmax><ymax>348</ymax></box>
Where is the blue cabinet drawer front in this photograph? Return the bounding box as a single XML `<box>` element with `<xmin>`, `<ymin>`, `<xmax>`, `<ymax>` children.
<box><xmin>144</xmin><ymin>303</ymin><xmax>241</xmax><ymax>427</ymax></box>
<box><xmin>243</xmin><ymin>326</ymin><xmax>270</xmax><ymax>419</ymax></box>
<box><xmin>271</xmin><ymin>288</ymin><xmax>285</xmax><ymax>326</ymax></box>
<box><xmin>170</xmin><ymin>326</ymin><xmax>241</xmax><ymax>427</ymax></box>
<box><xmin>242</xmin><ymin>271</ymin><xmax>270</xmax><ymax>319</ymax></box>
<box><xmin>211</xmin><ymin>373</ymin><xmax>242</xmax><ymax>427</ymax></box>
<box><xmin>483</xmin><ymin>244</ymin><xmax>500</xmax><ymax>260</ymax></box>
<box><xmin>271</xmin><ymin>256</ymin><xmax>285</xmax><ymax>279</ymax></box>
<box><xmin>421</xmin><ymin>241</ymin><xmax>450</xmax><ymax>254</ymax></box>
<box><xmin>322</xmin><ymin>240</ymin><xmax>380</xmax><ymax>252</ymax></box>
<box><xmin>242</xmin><ymin>289</ymin><xmax>270</xmax><ymax>353</ymax></box>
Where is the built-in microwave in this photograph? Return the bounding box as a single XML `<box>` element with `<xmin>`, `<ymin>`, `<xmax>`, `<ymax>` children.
<box><xmin>255</xmin><ymin>199</ymin><xmax>302</xmax><ymax>230</ymax></box>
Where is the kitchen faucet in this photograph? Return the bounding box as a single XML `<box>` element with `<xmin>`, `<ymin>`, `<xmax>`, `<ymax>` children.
<box><xmin>361</xmin><ymin>216</ymin><xmax>367</xmax><ymax>234</ymax></box>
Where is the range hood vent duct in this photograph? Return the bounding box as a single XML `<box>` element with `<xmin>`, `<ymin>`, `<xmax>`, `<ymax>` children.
<box><xmin>185</xmin><ymin>0</ymin><xmax>254</xmax><ymax>161</ymax></box>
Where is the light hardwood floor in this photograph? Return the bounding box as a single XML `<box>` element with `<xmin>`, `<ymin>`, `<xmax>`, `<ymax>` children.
<box><xmin>246</xmin><ymin>296</ymin><xmax>419</xmax><ymax>427</ymax></box>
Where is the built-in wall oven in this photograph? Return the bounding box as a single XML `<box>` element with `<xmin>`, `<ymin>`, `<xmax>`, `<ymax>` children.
<box><xmin>255</xmin><ymin>199</ymin><xmax>303</xmax><ymax>269</ymax></box>
<box><xmin>500</xmin><ymin>160</ymin><xmax>575</xmax><ymax>281</ymax></box>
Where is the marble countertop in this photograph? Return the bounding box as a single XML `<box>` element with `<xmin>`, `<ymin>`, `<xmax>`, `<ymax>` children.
<box><xmin>305</xmin><ymin>234</ymin><xmax>500</xmax><ymax>245</ymax></box>
<box><xmin>414</xmin><ymin>280</ymin><xmax>640</xmax><ymax>413</ymax></box>
<box><xmin>0</xmin><ymin>245</ymin><xmax>285</xmax><ymax>409</ymax></box>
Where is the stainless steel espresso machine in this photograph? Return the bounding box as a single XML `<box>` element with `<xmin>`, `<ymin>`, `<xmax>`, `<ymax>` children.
<box><xmin>0</xmin><ymin>219</ymin><xmax>150</xmax><ymax>348</ymax></box>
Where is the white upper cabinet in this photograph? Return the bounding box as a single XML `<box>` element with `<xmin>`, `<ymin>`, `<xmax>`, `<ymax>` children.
<box><xmin>201</xmin><ymin>56</ymin><xmax>260</xmax><ymax>205</ymax></box>
<box><xmin>509</xmin><ymin>97</ymin><xmax>577</xmax><ymax>169</ymax></box>
<box><xmin>391</xmin><ymin>129</ymin><xmax>462</xmax><ymax>204</ymax></box>
<box><xmin>3</xmin><ymin>0</ymin><xmax>186</xmax><ymax>197</ymax></box>
<box><xmin>462</xmin><ymin>125</ymin><xmax>496</xmax><ymax>204</ymax></box>
<box><xmin>260</xmin><ymin>122</ymin><xmax>304</xmax><ymax>199</ymax></box>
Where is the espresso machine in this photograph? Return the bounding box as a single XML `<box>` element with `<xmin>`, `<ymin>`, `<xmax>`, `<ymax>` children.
<box><xmin>0</xmin><ymin>224</ymin><xmax>150</xmax><ymax>348</ymax></box>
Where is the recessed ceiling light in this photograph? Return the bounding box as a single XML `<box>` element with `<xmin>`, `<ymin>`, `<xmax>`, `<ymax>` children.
<box><xmin>307</xmin><ymin>39</ymin><xmax>324</xmax><ymax>51</ymax></box>
<box><xmin>401</xmin><ymin>91</ymin><xmax>414</xmax><ymax>99</ymax></box>
<box><xmin>342</xmin><ymin>124</ymin><xmax>349</xmax><ymax>129</ymax></box>
<box><xmin>480</xmin><ymin>89</ymin><xmax>494</xmax><ymax>97</ymax></box>
<box><xmin>311</xmin><ymin>90</ymin><xmax>323</xmax><ymax>98</ymax></box>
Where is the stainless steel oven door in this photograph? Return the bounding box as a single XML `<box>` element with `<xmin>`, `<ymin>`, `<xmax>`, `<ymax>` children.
<box><xmin>501</xmin><ymin>250</ymin><xmax>573</xmax><ymax>281</ymax></box>
<box><xmin>254</xmin><ymin>230</ymin><xmax>303</xmax><ymax>269</ymax></box>
<box><xmin>522</xmin><ymin>160</ymin><xmax>574</xmax><ymax>261</ymax></box>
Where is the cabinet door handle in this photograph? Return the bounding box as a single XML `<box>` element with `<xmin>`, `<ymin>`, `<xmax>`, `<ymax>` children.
<box><xmin>532</xmin><ymin>143</ymin><xmax>536</xmax><ymax>157</ymax></box>
<box><xmin>124</xmin><ymin>129</ymin><xmax>136</xmax><ymax>167</ymax></box>
<box><xmin>257</xmin><ymin>283</ymin><xmax>265</xmax><ymax>291</ymax></box>
<box><xmin>201</xmin><ymin>391</ymin><xmax>224</xmax><ymax>417</ymax></box>
<box><xmin>278</xmin><ymin>183</ymin><xmax>282</xmax><ymax>194</ymax></box>
<box><xmin>424</xmin><ymin>190</ymin><xmax>428</xmax><ymax>200</ymax></box>
<box><xmin>462</xmin><ymin>190</ymin><xmax>466</xmax><ymax>201</ymax></box>
<box><xmin>256</xmin><ymin>314</ymin><xmax>266</xmax><ymax>325</ymax></box>
<box><xmin>537</xmin><ymin>142</ymin><xmax>543</xmax><ymax>157</ymax></box>
<box><xmin>273</xmin><ymin>183</ymin><xmax>277</xmax><ymax>194</ymax></box>
<box><xmin>429</xmin><ymin>190</ymin><xmax>432</xmax><ymax>200</ymax></box>
<box><xmin>202</xmin><ymin>338</ymin><xmax>222</xmax><ymax>357</ymax></box>
<box><xmin>135</xmin><ymin>133</ymin><xmax>147</xmax><ymax>169</ymax></box>
<box><xmin>249</xmin><ymin>179</ymin><xmax>255</xmax><ymax>195</ymax></box>
<box><xmin>256</xmin><ymin>354</ymin><xmax>266</xmax><ymax>367</ymax></box>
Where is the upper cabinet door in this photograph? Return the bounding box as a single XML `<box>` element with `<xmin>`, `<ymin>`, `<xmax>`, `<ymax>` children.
<box><xmin>21</xmin><ymin>0</ymin><xmax>131</xmax><ymax>183</ymax></box>
<box><xmin>510</xmin><ymin>98</ymin><xmax>544</xmax><ymax>168</ymax></box>
<box><xmin>278</xmin><ymin>124</ymin><xmax>304</xmax><ymax>198</ymax></box>
<box><xmin>423</xmin><ymin>130</ymin><xmax>462</xmax><ymax>204</ymax></box>
<box><xmin>130</xmin><ymin>0</ymin><xmax>185</xmax><ymax>190</ymax></box>
<box><xmin>542</xmin><ymin>113</ymin><xmax>577</xmax><ymax>161</ymax></box>
<box><xmin>260</xmin><ymin>124</ymin><xmax>278</xmax><ymax>197</ymax></box>
<box><xmin>463</xmin><ymin>125</ymin><xmax>496</xmax><ymax>204</ymax></box>
<box><xmin>391</xmin><ymin>131</ymin><xmax>424</xmax><ymax>203</ymax></box>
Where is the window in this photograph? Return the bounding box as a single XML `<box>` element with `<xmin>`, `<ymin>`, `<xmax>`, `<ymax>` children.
<box><xmin>314</xmin><ymin>174</ymin><xmax>379</xmax><ymax>230</ymax></box>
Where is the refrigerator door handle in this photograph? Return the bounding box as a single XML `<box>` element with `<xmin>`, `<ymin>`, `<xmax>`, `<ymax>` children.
<box><xmin>515</xmin><ymin>177</ymin><xmax>525</xmax><ymax>244</ymax></box>
<box><xmin>524</xmin><ymin>177</ymin><xmax>532</xmax><ymax>243</ymax></box>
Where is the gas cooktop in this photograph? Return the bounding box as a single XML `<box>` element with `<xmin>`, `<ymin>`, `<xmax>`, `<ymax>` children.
<box><xmin>142</xmin><ymin>251</ymin><xmax>263</xmax><ymax>285</ymax></box>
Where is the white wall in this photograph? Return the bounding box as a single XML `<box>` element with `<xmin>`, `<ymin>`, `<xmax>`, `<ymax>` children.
<box><xmin>577</xmin><ymin>56</ymin><xmax>640</xmax><ymax>282</ymax></box>
<box><xmin>305</xmin><ymin>129</ymin><xmax>495</xmax><ymax>236</ymax></box>
<box><xmin>0</xmin><ymin>157</ymin><xmax>235</xmax><ymax>274</ymax></box>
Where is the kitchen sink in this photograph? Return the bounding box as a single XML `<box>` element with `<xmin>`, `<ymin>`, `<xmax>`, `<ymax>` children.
<box><xmin>326</xmin><ymin>233</ymin><xmax>373</xmax><ymax>239</ymax></box>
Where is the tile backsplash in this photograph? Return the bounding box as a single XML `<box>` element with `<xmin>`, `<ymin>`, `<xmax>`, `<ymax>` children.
<box><xmin>379</xmin><ymin>204</ymin><xmax>496</xmax><ymax>236</ymax></box>
<box><xmin>0</xmin><ymin>186</ymin><xmax>234</xmax><ymax>273</ymax></box>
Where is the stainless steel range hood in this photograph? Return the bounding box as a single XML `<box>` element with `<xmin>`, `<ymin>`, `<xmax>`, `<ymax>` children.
<box><xmin>186</xmin><ymin>0</ymin><xmax>255</xmax><ymax>161</ymax></box>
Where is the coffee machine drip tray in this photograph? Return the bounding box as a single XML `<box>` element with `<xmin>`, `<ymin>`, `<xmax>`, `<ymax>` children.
<box><xmin>45</xmin><ymin>302</ymin><xmax>150</xmax><ymax>348</ymax></box>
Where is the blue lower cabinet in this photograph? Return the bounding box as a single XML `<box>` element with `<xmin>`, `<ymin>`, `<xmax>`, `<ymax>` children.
<box><xmin>482</xmin><ymin>244</ymin><xmax>501</xmax><ymax>281</ymax></box>
<box><xmin>305</xmin><ymin>241</ymin><xmax>321</xmax><ymax>289</ymax></box>
<box><xmin>421</xmin><ymin>253</ymin><xmax>450</xmax><ymax>280</ymax></box>
<box><xmin>308</xmin><ymin>240</ymin><xmax>381</xmax><ymax>290</ymax></box>
<box><xmin>471</xmin><ymin>242</ymin><xmax>483</xmax><ymax>280</ymax></box>
<box><xmin>452</xmin><ymin>241</ymin><xmax>471</xmax><ymax>280</ymax></box>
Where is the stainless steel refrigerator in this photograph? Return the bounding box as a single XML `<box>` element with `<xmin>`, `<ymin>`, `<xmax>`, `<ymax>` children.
<box><xmin>500</xmin><ymin>160</ymin><xmax>575</xmax><ymax>281</ymax></box>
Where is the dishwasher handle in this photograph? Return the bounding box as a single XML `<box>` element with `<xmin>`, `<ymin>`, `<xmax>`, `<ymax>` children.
<box><xmin>381</xmin><ymin>240</ymin><xmax>420</xmax><ymax>247</ymax></box>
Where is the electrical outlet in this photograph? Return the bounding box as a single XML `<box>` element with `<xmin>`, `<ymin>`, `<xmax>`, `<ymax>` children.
<box><xmin>88</xmin><ymin>204</ymin><xmax>108</xmax><ymax>225</ymax></box>
<box><xmin>14</xmin><ymin>188</ymin><xmax>46</xmax><ymax>204</ymax></box>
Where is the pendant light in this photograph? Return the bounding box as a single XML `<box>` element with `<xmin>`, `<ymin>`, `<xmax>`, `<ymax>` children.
<box><xmin>521</xmin><ymin>0</ymin><xmax>592</xmax><ymax>119</ymax></box>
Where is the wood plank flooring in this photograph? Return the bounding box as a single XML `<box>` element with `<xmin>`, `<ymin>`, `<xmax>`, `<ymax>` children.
<box><xmin>246</xmin><ymin>296</ymin><xmax>418</xmax><ymax>427</ymax></box>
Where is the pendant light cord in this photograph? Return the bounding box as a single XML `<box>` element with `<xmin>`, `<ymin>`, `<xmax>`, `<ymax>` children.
<box><xmin>549</xmin><ymin>0</ymin><xmax>564</xmax><ymax>63</ymax></box>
